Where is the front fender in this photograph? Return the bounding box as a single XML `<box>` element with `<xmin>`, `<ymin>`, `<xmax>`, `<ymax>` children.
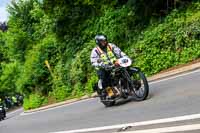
<box><xmin>129</xmin><ymin>67</ymin><xmax>140</xmax><ymax>73</ymax></box>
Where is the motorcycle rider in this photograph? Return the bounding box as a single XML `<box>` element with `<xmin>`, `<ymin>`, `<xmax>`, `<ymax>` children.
<box><xmin>0</xmin><ymin>97</ymin><xmax>6</xmax><ymax>119</ymax></box>
<box><xmin>90</xmin><ymin>34</ymin><xmax>130</xmax><ymax>97</ymax></box>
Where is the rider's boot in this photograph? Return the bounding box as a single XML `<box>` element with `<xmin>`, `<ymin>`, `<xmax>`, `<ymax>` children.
<box><xmin>97</xmin><ymin>79</ymin><xmax>107</xmax><ymax>98</ymax></box>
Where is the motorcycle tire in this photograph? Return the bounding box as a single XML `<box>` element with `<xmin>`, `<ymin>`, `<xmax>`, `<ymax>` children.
<box><xmin>101</xmin><ymin>100</ymin><xmax>115</xmax><ymax>107</ymax></box>
<box><xmin>100</xmin><ymin>95</ymin><xmax>115</xmax><ymax>107</ymax></box>
<box><xmin>131</xmin><ymin>70</ymin><xmax>149</xmax><ymax>101</ymax></box>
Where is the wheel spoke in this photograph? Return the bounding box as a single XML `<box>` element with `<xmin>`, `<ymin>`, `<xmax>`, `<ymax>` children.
<box><xmin>130</xmin><ymin>71</ymin><xmax>149</xmax><ymax>100</ymax></box>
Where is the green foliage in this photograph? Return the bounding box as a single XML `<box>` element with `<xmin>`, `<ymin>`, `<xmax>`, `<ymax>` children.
<box><xmin>69</xmin><ymin>41</ymin><xmax>94</xmax><ymax>84</ymax></box>
<box><xmin>23</xmin><ymin>93</ymin><xmax>47</xmax><ymax>110</ymax></box>
<box><xmin>48</xmin><ymin>86</ymin><xmax>67</xmax><ymax>102</ymax></box>
<box><xmin>128</xmin><ymin>5</ymin><xmax>200</xmax><ymax>76</ymax></box>
<box><xmin>0</xmin><ymin>61</ymin><xmax>20</xmax><ymax>94</ymax></box>
<box><xmin>84</xmin><ymin>74</ymin><xmax>98</xmax><ymax>96</ymax></box>
<box><xmin>16</xmin><ymin>34</ymin><xmax>59</xmax><ymax>95</ymax></box>
<box><xmin>69</xmin><ymin>40</ymin><xmax>95</xmax><ymax>96</ymax></box>
<box><xmin>49</xmin><ymin>64</ymin><xmax>72</xmax><ymax>101</ymax></box>
<box><xmin>1</xmin><ymin>0</ymin><xmax>200</xmax><ymax>109</ymax></box>
<box><xmin>0</xmin><ymin>32</ymin><xmax>8</xmax><ymax>62</ymax></box>
<box><xmin>93</xmin><ymin>6</ymin><xmax>135</xmax><ymax>48</ymax></box>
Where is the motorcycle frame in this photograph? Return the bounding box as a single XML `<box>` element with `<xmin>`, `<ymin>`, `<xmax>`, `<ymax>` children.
<box><xmin>109</xmin><ymin>67</ymin><xmax>140</xmax><ymax>99</ymax></box>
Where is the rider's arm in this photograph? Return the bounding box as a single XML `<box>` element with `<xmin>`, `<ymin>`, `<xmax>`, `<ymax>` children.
<box><xmin>90</xmin><ymin>48</ymin><xmax>104</xmax><ymax>68</ymax></box>
<box><xmin>109</xmin><ymin>43</ymin><xmax>129</xmax><ymax>58</ymax></box>
<box><xmin>91</xmin><ymin>48</ymin><xmax>113</xmax><ymax>70</ymax></box>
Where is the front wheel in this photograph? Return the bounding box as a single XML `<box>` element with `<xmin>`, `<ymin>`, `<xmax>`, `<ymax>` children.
<box><xmin>129</xmin><ymin>69</ymin><xmax>149</xmax><ymax>101</ymax></box>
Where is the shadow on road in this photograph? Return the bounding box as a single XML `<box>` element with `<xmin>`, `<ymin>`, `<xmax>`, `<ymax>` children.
<box><xmin>112</xmin><ymin>93</ymin><xmax>153</xmax><ymax>107</ymax></box>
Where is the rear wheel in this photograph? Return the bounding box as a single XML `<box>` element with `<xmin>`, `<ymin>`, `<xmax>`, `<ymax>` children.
<box><xmin>97</xmin><ymin>89</ymin><xmax>115</xmax><ymax>107</ymax></box>
<box><xmin>130</xmin><ymin>70</ymin><xmax>149</xmax><ymax>101</ymax></box>
<box><xmin>100</xmin><ymin>95</ymin><xmax>115</xmax><ymax>107</ymax></box>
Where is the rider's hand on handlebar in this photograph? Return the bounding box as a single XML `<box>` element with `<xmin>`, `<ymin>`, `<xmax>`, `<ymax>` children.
<box><xmin>103</xmin><ymin>64</ymin><xmax>113</xmax><ymax>71</ymax></box>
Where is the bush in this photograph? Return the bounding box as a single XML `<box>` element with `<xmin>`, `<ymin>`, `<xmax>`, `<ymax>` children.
<box><xmin>48</xmin><ymin>86</ymin><xmax>68</xmax><ymax>102</ymax></box>
<box><xmin>128</xmin><ymin>3</ymin><xmax>200</xmax><ymax>76</ymax></box>
<box><xmin>49</xmin><ymin>74</ymin><xmax>71</xmax><ymax>102</ymax></box>
<box><xmin>23</xmin><ymin>93</ymin><xmax>46</xmax><ymax>110</ymax></box>
<box><xmin>84</xmin><ymin>74</ymin><xmax>98</xmax><ymax>96</ymax></box>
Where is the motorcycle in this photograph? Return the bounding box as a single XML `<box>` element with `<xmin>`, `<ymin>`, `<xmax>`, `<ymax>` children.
<box><xmin>0</xmin><ymin>104</ymin><xmax>6</xmax><ymax>120</ymax></box>
<box><xmin>95</xmin><ymin>57</ymin><xmax>149</xmax><ymax>107</ymax></box>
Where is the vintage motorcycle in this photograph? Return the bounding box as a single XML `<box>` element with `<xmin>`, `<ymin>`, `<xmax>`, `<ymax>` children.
<box><xmin>95</xmin><ymin>57</ymin><xmax>149</xmax><ymax>107</ymax></box>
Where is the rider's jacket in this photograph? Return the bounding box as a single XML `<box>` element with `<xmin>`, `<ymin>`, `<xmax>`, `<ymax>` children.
<box><xmin>90</xmin><ymin>43</ymin><xmax>128</xmax><ymax>69</ymax></box>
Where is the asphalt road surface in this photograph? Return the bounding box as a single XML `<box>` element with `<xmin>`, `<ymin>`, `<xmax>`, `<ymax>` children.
<box><xmin>1</xmin><ymin>69</ymin><xmax>200</xmax><ymax>133</ymax></box>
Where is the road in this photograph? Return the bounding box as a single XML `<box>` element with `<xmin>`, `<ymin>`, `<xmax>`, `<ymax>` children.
<box><xmin>0</xmin><ymin>69</ymin><xmax>200</xmax><ymax>133</ymax></box>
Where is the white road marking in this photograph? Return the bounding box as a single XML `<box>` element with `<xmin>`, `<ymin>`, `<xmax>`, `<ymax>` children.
<box><xmin>51</xmin><ymin>113</ymin><xmax>200</xmax><ymax>133</ymax></box>
<box><xmin>119</xmin><ymin>124</ymin><xmax>200</xmax><ymax>133</ymax></box>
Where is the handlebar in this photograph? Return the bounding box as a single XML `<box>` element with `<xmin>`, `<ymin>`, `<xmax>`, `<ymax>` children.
<box><xmin>105</xmin><ymin>65</ymin><xmax>124</xmax><ymax>72</ymax></box>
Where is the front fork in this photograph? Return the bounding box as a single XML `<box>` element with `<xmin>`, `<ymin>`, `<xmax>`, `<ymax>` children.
<box><xmin>122</xmin><ymin>67</ymin><xmax>141</xmax><ymax>93</ymax></box>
